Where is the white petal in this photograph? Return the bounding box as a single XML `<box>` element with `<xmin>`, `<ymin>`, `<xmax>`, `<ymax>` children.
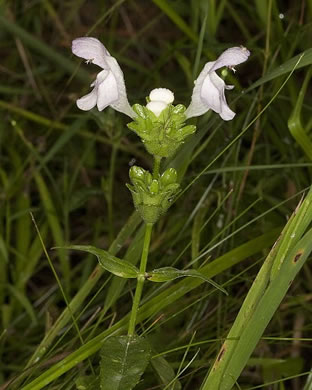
<box><xmin>72</xmin><ymin>37</ymin><xmax>135</xmax><ymax>118</ymax></box>
<box><xmin>76</xmin><ymin>87</ymin><xmax>98</xmax><ymax>111</ymax></box>
<box><xmin>200</xmin><ymin>74</ymin><xmax>223</xmax><ymax>114</ymax></box>
<box><xmin>210</xmin><ymin>73</ymin><xmax>235</xmax><ymax>120</ymax></box>
<box><xmin>185</xmin><ymin>47</ymin><xmax>249</xmax><ymax>120</ymax></box>
<box><xmin>146</xmin><ymin>101</ymin><xmax>168</xmax><ymax>116</ymax></box>
<box><xmin>220</xmin><ymin>104</ymin><xmax>236</xmax><ymax>121</ymax></box>
<box><xmin>72</xmin><ymin>37</ymin><xmax>109</xmax><ymax>69</ymax></box>
<box><xmin>149</xmin><ymin>88</ymin><xmax>174</xmax><ymax>104</ymax></box>
<box><xmin>185</xmin><ymin>62</ymin><xmax>214</xmax><ymax>118</ymax></box>
<box><xmin>96</xmin><ymin>69</ymin><xmax>110</xmax><ymax>82</ymax></box>
<box><xmin>106</xmin><ymin>56</ymin><xmax>135</xmax><ymax>118</ymax></box>
<box><xmin>210</xmin><ymin>46</ymin><xmax>250</xmax><ymax>73</ymax></box>
<box><xmin>96</xmin><ymin>71</ymin><xmax>119</xmax><ymax>111</ymax></box>
<box><xmin>201</xmin><ymin>72</ymin><xmax>235</xmax><ymax>121</ymax></box>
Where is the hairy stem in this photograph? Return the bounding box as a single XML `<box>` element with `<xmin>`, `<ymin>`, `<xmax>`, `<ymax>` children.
<box><xmin>153</xmin><ymin>156</ymin><xmax>162</xmax><ymax>178</ymax></box>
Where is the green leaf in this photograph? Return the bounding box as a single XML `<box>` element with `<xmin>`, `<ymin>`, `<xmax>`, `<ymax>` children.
<box><xmin>287</xmin><ymin>68</ymin><xmax>312</xmax><ymax>160</ymax></box>
<box><xmin>100</xmin><ymin>335</ymin><xmax>151</xmax><ymax>390</ymax></box>
<box><xmin>248</xmin><ymin>48</ymin><xmax>312</xmax><ymax>91</ymax></box>
<box><xmin>6</xmin><ymin>284</ymin><xmax>37</xmax><ymax>325</ymax></box>
<box><xmin>60</xmin><ymin>245</ymin><xmax>139</xmax><ymax>279</ymax></box>
<box><xmin>35</xmin><ymin>173</ymin><xmax>70</xmax><ymax>293</ymax></box>
<box><xmin>147</xmin><ymin>267</ymin><xmax>228</xmax><ymax>295</ymax></box>
<box><xmin>261</xmin><ymin>357</ymin><xmax>303</xmax><ymax>384</ymax></box>
<box><xmin>151</xmin><ymin>0</ymin><xmax>198</xmax><ymax>43</ymax></box>
<box><xmin>19</xmin><ymin>230</ymin><xmax>279</xmax><ymax>390</ymax></box>
<box><xmin>151</xmin><ymin>355</ymin><xmax>182</xmax><ymax>390</ymax></box>
<box><xmin>201</xmin><ymin>188</ymin><xmax>312</xmax><ymax>390</ymax></box>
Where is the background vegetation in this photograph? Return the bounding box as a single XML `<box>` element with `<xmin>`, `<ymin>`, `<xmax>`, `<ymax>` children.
<box><xmin>1</xmin><ymin>0</ymin><xmax>312</xmax><ymax>389</ymax></box>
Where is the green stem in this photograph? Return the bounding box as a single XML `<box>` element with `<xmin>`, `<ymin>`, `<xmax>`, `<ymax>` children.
<box><xmin>128</xmin><ymin>222</ymin><xmax>153</xmax><ymax>336</ymax></box>
<box><xmin>153</xmin><ymin>156</ymin><xmax>162</xmax><ymax>178</ymax></box>
<box><xmin>127</xmin><ymin>153</ymin><xmax>160</xmax><ymax>335</ymax></box>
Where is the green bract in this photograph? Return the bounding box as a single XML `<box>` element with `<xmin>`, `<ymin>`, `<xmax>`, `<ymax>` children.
<box><xmin>127</xmin><ymin>166</ymin><xmax>180</xmax><ymax>223</ymax></box>
<box><xmin>127</xmin><ymin>104</ymin><xmax>196</xmax><ymax>158</ymax></box>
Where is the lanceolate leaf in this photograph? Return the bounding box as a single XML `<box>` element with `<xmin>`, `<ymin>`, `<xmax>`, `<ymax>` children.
<box><xmin>100</xmin><ymin>335</ymin><xmax>151</xmax><ymax>390</ymax></box>
<box><xmin>147</xmin><ymin>266</ymin><xmax>227</xmax><ymax>295</ymax></box>
<box><xmin>60</xmin><ymin>245</ymin><xmax>139</xmax><ymax>278</ymax></box>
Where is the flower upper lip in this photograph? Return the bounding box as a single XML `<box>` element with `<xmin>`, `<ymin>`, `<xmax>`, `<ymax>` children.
<box><xmin>185</xmin><ymin>46</ymin><xmax>250</xmax><ymax>121</ymax></box>
<box><xmin>72</xmin><ymin>37</ymin><xmax>135</xmax><ymax>118</ymax></box>
<box><xmin>209</xmin><ymin>46</ymin><xmax>250</xmax><ymax>73</ymax></box>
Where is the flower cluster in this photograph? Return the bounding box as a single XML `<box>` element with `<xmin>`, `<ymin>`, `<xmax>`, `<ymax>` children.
<box><xmin>127</xmin><ymin>166</ymin><xmax>180</xmax><ymax>223</ymax></box>
<box><xmin>72</xmin><ymin>37</ymin><xmax>250</xmax><ymax>122</ymax></box>
<box><xmin>127</xmin><ymin>101</ymin><xmax>196</xmax><ymax>158</ymax></box>
<box><xmin>72</xmin><ymin>37</ymin><xmax>250</xmax><ymax>222</ymax></box>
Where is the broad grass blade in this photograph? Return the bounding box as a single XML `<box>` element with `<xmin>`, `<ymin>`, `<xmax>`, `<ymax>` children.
<box><xmin>201</xmin><ymin>187</ymin><xmax>312</xmax><ymax>390</ymax></box>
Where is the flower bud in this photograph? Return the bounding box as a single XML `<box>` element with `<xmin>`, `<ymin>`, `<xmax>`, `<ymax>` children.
<box><xmin>149</xmin><ymin>88</ymin><xmax>174</xmax><ymax>104</ymax></box>
<box><xmin>150</xmin><ymin>180</ymin><xmax>159</xmax><ymax>194</ymax></box>
<box><xmin>127</xmin><ymin>165</ymin><xmax>180</xmax><ymax>223</ymax></box>
<box><xmin>129</xmin><ymin>166</ymin><xmax>145</xmax><ymax>180</ymax></box>
<box><xmin>160</xmin><ymin>168</ymin><xmax>178</xmax><ymax>186</ymax></box>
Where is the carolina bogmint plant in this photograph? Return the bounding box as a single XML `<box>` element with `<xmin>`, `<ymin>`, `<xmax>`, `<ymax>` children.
<box><xmin>69</xmin><ymin>37</ymin><xmax>250</xmax><ymax>389</ymax></box>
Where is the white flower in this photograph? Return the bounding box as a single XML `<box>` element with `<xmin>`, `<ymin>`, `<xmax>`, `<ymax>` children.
<box><xmin>146</xmin><ymin>101</ymin><xmax>168</xmax><ymax>117</ymax></box>
<box><xmin>185</xmin><ymin>46</ymin><xmax>250</xmax><ymax>121</ymax></box>
<box><xmin>72</xmin><ymin>37</ymin><xmax>135</xmax><ymax>118</ymax></box>
<box><xmin>149</xmin><ymin>88</ymin><xmax>174</xmax><ymax>104</ymax></box>
<box><xmin>146</xmin><ymin>88</ymin><xmax>174</xmax><ymax>117</ymax></box>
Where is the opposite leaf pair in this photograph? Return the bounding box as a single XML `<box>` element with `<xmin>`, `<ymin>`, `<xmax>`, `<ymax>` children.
<box><xmin>62</xmin><ymin>245</ymin><xmax>227</xmax><ymax>295</ymax></box>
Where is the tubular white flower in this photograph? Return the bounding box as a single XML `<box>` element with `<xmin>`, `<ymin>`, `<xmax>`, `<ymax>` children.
<box><xmin>149</xmin><ymin>88</ymin><xmax>174</xmax><ymax>104</ymax></box>
<box><xmin>185</xmin><ymin>46</ymin><xmax>250</xmax><ymax>121</ymax></box>
<box><xmin>72</xmin><ymin>37</ymin><xmax>135</xmax><ymax>118</ymax></box>
<box><xmin>146</xmin><ymin>101</ymin><xmax>168</xmax><ymax>117</ymax></box>
<box><xmin>146</xmin><ymin>88</ymin><xmax>174</xmax><ymax>117</ymax></box>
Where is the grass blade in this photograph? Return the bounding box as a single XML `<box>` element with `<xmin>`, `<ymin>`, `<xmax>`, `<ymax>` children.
<box><xmin>0</xmin><ymin>15</ymin><xmax>89</xmax><ymax>81</ymax></box>
<box><xmin>201</xmin><ymin>187</ymin><xmax>312</xmax><ymax>390</ymax></box>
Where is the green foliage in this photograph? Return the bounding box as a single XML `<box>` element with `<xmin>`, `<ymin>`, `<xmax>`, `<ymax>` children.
<box><xmin>288</xmin><ymin>68</ymin><xmax>312</xmax><ymax>160</ymax></box>
<box><xmin>1</xmin><ymin>1</ymin><xmax>312</xmax><ymax>390</ymax></box>
<box><xmin>151</xmin><ymin>355</ymin><xmax>182</xmax><ymax>390</ymax></box>
<box><xmin>202</xmin><ymin>187</ymin><xmax>312</xmax><ymax>390</ymax></box>
<box><xmin>61</xmin><ymin>245</ymin><xmax>139</xmax><ymax>278</ymax></box>
<box><xmin>100</xmin><ymin>335</ymin><xmax>151</xmax><ymax>390</ymax></box>
<box><xmin>147</xmin><ymin>266</ymin><xmax>228</xmax><ymax>294</ymax></box>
